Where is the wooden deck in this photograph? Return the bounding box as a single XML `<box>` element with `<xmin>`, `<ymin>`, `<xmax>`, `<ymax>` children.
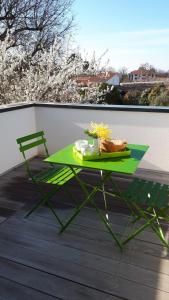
<box><xmin>0</xmin><ymin>157</ymin><xmax>169</xmax><ymax>300</ymax></box>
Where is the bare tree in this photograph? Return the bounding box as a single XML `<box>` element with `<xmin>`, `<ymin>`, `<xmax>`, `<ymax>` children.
<box><xmin>139</xmin><ymin>63</ymin><xmax>156</xmax><ymax>73</ymax></box>
<box><xmin>0</xmin><ymin>0</ymin><xmax>74</xmax><ymax>56</ymax></box>
<box><xmin>118</xmin><ymin>66</ymin><xmax>128</xmax><ymax>75</ymax></box>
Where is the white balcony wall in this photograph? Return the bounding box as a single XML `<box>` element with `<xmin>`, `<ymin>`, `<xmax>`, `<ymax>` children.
<box><xmin>0</xmin><ymin>107</ymin><xmax>37</xmax><ymax>175</ymax></box>
<box><xmin>0</xmin><ymin>104</ymin><xmax>169</xmax><ymax>175</ymax></box>
<box><xmin>36</xmin><ymin>105</ymin><xmax>169</xmax><ymax>172</ymax></box>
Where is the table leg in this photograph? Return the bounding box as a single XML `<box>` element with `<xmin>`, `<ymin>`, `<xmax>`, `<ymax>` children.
<box><xmin>100</xmin><ymin>170</ymin><xmax>109</xmax><ymax>220</ymax></box>
<box><xmin>60</xmin><ymin>166</ymin><xmax>122</xmax><ymax>250</ymax></box>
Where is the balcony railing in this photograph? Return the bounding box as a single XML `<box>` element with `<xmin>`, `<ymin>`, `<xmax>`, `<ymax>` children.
<box><xmin>0</xmin><ymin>102</ymin><xmax>169</xmax><ymax>175</ymax></box>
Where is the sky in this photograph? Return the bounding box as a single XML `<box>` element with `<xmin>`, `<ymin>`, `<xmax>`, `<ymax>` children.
<box><xmin>73</xmin><ymin>0</ymin><xmax>169</xmax><ymax>71</ymax></box>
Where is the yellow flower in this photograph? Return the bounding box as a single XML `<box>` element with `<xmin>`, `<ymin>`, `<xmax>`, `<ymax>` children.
<box><xmin>89</xmin><ymin>122</ymin><xmax>112</xmax><ymax>140</ymax></box>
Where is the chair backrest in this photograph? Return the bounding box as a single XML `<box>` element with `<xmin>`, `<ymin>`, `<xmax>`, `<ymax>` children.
<box><xmin>16</xmin><ymin>131</ymin><xmax>49</xmax><ymax>179</ymax></box>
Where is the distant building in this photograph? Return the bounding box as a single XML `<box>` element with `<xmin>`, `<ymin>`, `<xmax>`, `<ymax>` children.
<box><xmin>74</xmin><ymin>72</ymin><xmax>121</xmax><ymax>87</ymax></box>
<box><xmin>129</xmin><ymin>69</ymin><xmax>156</xmax><ymax>82</ymax></box>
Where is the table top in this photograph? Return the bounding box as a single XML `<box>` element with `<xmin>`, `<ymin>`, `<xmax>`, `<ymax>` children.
<box><xmin>45</xmin><ymin>143</ymin><xmax>149</xmax><ymax>175</ymax></box>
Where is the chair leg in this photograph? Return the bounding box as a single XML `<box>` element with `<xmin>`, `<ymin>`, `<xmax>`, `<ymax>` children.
<box><xmin>122</xmin><ymin>215</ymin><xmax>158</xmax><ymax>245</ymax></box>
<box><xmin>138</xmin><ymin>206</ymin><xmax>169</xmax><ymax>249</ymax></box>
<box><xmin>59</xmin><ymin>187</ymin><xmax>98</xmax><ymax>233</ymax></box>
<box><xmin>25</xmin><ymin>197</ymin><xmax>46</xmax><ymax>218</ymax></box>
<box><xmin>46</xmin><ymin>201</ymin><xmax>64</xmax><ymax>227</ymax></box>
<box><xmin>64</xmin><ymin>186</ymin><xmax>79</xmax><ymax>209</ymax></box>
<box><xmin>151</xmin><ymin>215</ymin><xmax>169</xmax><ymax>249</ymax></box>
<box><xmin>25</xmin><ymin>186</ymin><xmax>63</xmax><ymax>228</ymax></box>
<box><xmin>122</xmin><ymin>204</ymin><xmax>169</xmax><ymax>249</ymax></box>
<box><xmin>152</xmin><ymin>224</ymin><xmax>169</xmax><ymax>249</ymax></box>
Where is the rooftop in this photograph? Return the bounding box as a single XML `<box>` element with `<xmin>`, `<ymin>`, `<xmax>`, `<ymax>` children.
<box><xmin>74</xmin><ymin>72</ymin><xmax>120</xmax><ymax>85</ymax></box>
<box><xmin>129</xmin><ymin>69</ymin><xmax>155</xmax><ymax>76</ymax></box>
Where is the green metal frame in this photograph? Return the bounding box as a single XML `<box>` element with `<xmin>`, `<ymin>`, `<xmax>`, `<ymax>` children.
<box><xmin>16</xmin><ymin>131</ymin><xmax>81</xmax><ymax>229</ymax></box>
<box><xmin>59</xmin><ymin>167</ymin><xmax>123</xmax><ymax>250</ymax></box>
<box><xmin>43</xmin><ymin>142</ymin><xmax>149</xmax><ymax>250</ymax></box>
<box><xmin>120</xmin><ymin>178</ymin><xmax>169</xmax><ymax>248</ymax></box>
<box><xmin>97</xmin><ymin>177</ymin><xmax>169</xmax><ymax>248</ymax></box>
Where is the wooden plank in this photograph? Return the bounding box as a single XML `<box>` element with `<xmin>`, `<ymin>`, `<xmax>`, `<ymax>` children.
<box><xmin>0</xmin><ymin>276</ymin><xmax>60</xmax><ymax>300</ymax></box>
<box><xmin>0</xmin><ymin>235</ymin><xmax>168</xmax><ymax>300</ymax></box>
<box><xmin>4</xmin><ymin>212</ymin><xmax>169</xmax><ymax>262</ymax></box>
<box><xmin>0</xmin><ymin>189</ymin><xmax>40</xmax><ymax>203</ymax></box>
<box><xmin>2</xmin><ymin>195</ymin><xmax>168</xmax><ymax>256</ymax></box>
<box><xmin>0</xmin><ymin>198</ymin><xmax>24</xmax><ymax>210</ymax></box>
<box><xmin>29</xmin><ymin>205</ymin><xmax>168</xmax><ymax>246</ymax></box>
<box><xmin>0</xmin><ymin>257</ymin><xmax>119</xmax><ymax>300</ymax></box>
<box><xmin>1</xmin><ymin>217</ymin><xmax>169</xmax><ymax>292</ymax></box>
<box><xmin>0</xmin><ymin>207</ymin><xmax>15</xmax><ymax>218</ymax></box>
<box><xmin>0</xmin><ymin>237</ymin><xmax>124</xmax><ymax>297</ymax></box>
<box><xmin>0</xmin><ymin>216</ymin><xmax>6</xmax><ymax>224</ymax></box>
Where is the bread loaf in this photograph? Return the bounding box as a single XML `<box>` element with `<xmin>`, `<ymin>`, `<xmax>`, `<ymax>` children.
<box><xmin>100</xmin><ymin>139</ymin><xmax>127</xmax><ymax>153</ymax></box>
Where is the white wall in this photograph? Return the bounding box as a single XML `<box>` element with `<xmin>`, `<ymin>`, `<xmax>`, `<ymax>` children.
<box><xmin>0</xmin><ymin>107</ymin><xmax>37</xmax><ymax>175</ymax></box>
<box><xmin>36</xmin><ymin>106</ymin><xmax>169</xmax><ymax>172</ymax></box>
<box><xmin>0</xmin><ymin>104</ymin><xmax>169</xmax><ymax>175</ymax></box>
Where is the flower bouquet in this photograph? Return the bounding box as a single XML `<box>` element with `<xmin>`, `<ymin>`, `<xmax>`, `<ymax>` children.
<box><xmin>84</xmin><ymin>122</ymin><xmax>112</xmax><ymax>141</ymax></box>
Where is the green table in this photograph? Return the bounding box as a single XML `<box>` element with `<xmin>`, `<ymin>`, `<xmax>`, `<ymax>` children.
<box><xmin>45</xmin><ymin>143</ymin><xmax>149</xmax><ymax>249</ymax></box>
<box><xmin>45</xmin><ymin>144</ymin><xmax>149</xmax><ymax>174</ymax></box>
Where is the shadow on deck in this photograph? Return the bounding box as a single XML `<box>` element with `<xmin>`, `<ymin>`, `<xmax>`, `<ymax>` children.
<box><xmin>0</xmin><ymin>157</ymin><xmax>169</xmax><ymax>300</ymax></box>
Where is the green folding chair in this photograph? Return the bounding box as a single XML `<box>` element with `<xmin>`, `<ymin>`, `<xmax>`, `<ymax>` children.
<box><xmin>121</xmin><ymin>178</ymin><xmax>169</xmax><ymax>248</ymax></box>
<box><xmin>16</xmin><ymin>131</ymin><xmax>81</xmax><ymax>228</ymax></box>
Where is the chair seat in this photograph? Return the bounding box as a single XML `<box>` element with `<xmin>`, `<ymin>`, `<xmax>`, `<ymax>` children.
<box><xmin>34</xmin><ymin>166</ymin><xmax>81</xmax><ymax>186</ymax></box>
<box><xmin>124</xmin><ymin>178</ymin><xmax>169</xmax><ymax>208</ymax></box>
